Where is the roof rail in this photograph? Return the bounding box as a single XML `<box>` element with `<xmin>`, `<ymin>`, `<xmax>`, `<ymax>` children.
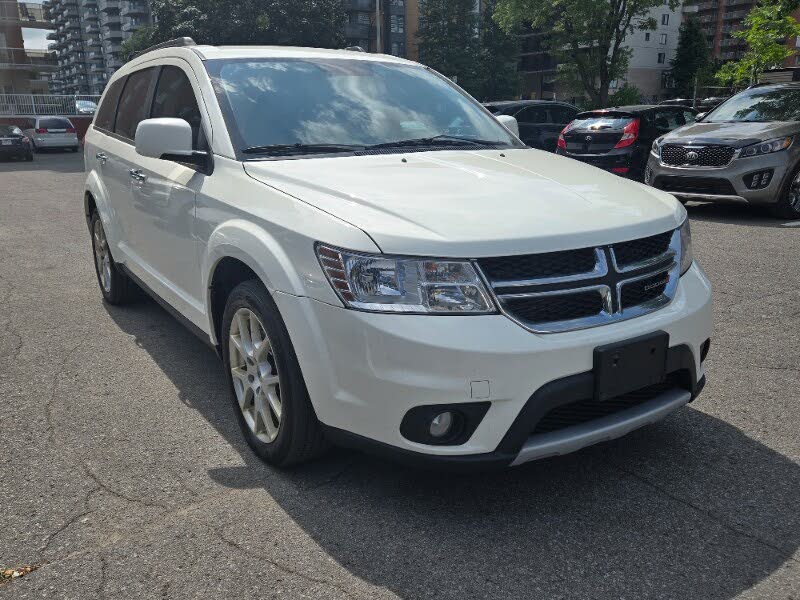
<box><xmin>345</xmin><ymin>46</ymin><xmax>366</xmax><ymax>52</ymax></box>
<box><xmin>134</xmin><ymin>37</ymin><xmax>197</xmax><ymax>58</ymax></box>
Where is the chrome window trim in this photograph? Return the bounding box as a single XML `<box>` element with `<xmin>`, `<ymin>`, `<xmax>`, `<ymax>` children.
<box><xmin>477</xmin><ymin>229</ymin><xmax>682</xmax><ymax>334</ymax></box>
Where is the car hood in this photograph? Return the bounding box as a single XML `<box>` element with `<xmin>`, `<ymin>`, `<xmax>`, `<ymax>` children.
<box><xmin>244</xmin><ymin>148</ymin><xmax>684</xmax><ymax>257</ymax></box>
<box><xmin>662</xmin><ymin>121</ymin><xmax>798</xmax><ymax>148</ymax></box>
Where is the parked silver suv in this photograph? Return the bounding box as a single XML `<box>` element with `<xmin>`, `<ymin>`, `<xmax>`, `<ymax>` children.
<box><xmin>645</xmin><ymin>83</ymin><xmax>800</xmax><ymax>218</ymax></box>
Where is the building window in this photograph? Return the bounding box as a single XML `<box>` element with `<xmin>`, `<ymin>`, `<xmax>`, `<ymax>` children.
<box><xmin>657</xmin><ymin>52</ymin><xmax>666</xmax><ymax>64</ymax></box>
<box><xmin>660</xmin><ymin>33</ymin><xmax>667</xmax><ymax>44</ymax></box>
<box><xmin>355</xmin><ymin>12</ymin><xmax>370</xmax><ymax>24</ymax></box>
<box><xmin>390</xmin><ymin>0</ymin><xmax>404</xmax><ymax>6</ymax></box>
<box><xmin>391</xmin><ymin>41</ymin><xmax>405</xmax><ymax>56</ymax></box>
<box><xmin>390</xmin><ymin>15</ymin><xmax>405</xmax><ymax>33</ymax></box>
<box><xmin>661</xmin><ymin>14</ymin><xmax>669</xmax><ymax>25</ymax></box>
<box><xmin>645</xmin><ymin>32</ymin><xmax>650</xmax><ymax>41</ymax></box>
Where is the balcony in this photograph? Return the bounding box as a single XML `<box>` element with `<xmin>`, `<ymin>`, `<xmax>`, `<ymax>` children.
<box><xmin>0</xmin><ymin>1</ymin><xmax>54</xmax><ymax>29</ymax></box>
<box><xmin>82</xmin><ymin>8</ymin><xmax>98</xmax><ymax>20</ymax></box>
<box><xmin>102</xmin><ymin>25</ymin><xmax>123</xmax><ymax>38</ymax></box>
<box><xmin>101</xmin><ymin>13</ymin><xmax>120</xmax><ymax>25</ymax></box>
<box><xmin>0</xmin><ymin>47</ymin><xmax>58</xmax><ymax>72</ymax></box>
<box><xmin>64</xmin><ymin>18</ymin><xmax>80</xmax><ymax>28</ymax></box>
<box><xmin>344</xmin><ymin>0</ymin><xmax>375</xmax><ymax>10</ymax></box>
<box><xmin>344</xmin><ymin>22</ymin><xmax>375</xmax><ymax>40</ymax></box>
<box><xmin>85</xmin><ymin>23</ymin><xmax>99</xmax><ymax>34</ymax></box>
<box><xmin>121</xmin><ymin>19</ymin><xmax>144</xmax><ymax>32</ymax></box>
<box><xmin>98</xmin><ymin>0</ymin><xmax>119</xmax><ymax>12</ymax></box>
<box><xmin>119</xmin><ymin>1</ymin><xmax>148</xmax><ymax>17</ymax></box>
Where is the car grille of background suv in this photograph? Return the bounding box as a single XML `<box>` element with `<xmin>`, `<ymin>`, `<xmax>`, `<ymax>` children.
<box><xmin>660</xmin><ymin>144</ymin><xmax>735</xmax><ymax>167</ymax></box>
<box><xmin>476</xmin><ymin>229</ymin><xmax>681</xmax><ymax>333</ymax></box>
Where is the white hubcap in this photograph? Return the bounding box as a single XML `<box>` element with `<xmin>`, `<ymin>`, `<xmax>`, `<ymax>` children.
<box><xmin>229</xmin><ymin>308</ymin><xmax>282</xmax><ymax>443</ymax></box>
<box><xmin>93</xmin><ymin>219</ymin><xmax>112</xmax><ymax>293</ymax></box>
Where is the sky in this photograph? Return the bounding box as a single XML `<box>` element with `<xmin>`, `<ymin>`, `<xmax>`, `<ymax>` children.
<box><xmin>23</xmin><ymin>29</ymin><xmax>50</xmax><ymax>50</ymax></box>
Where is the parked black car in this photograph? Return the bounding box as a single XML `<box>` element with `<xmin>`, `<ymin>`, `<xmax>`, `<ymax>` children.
<box><xmin>555</xmin><ymin>105</ymin><xmax>697</xmax><ymax>180</ymax></box>
<box><xmin>484</xmin><ymin>100</ymin><xmax>579</xmax><ymax>152</ymax></box>
<box><xmin>0</xmin><ymin>125</ymin><xmax>33</xmax><ymax>161</ymax></box>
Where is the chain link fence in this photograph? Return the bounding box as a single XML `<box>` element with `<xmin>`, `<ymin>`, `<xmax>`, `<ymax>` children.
<box><xmin>0</xmin><ymin>94</ymin><xmax>102</xmax><ymax>116</ymax></box>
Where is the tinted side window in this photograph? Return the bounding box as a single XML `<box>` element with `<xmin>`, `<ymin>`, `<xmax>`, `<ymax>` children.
<box><xmin>95</xmin><ymin>77</ymin><xmax>125</xmax><ymax>132</ymax></box>
<box><xmin>151</xmin><ymin>66</ymin><xmax>203</xmax><ymax>150</ymax></box>
<box><xmin>550</xmin><ymin>106</ymin><xmax>577</xmax><ymax>124</ymax></box>
<box><xmin>114</xmin><ymin>67</ymin><xmax>157</xmax><ymax>140</ymax></box>
<box><xmin>516</xmin><ymin>106</ymin><xmax>547</xmax><ymax>124</ymax></box>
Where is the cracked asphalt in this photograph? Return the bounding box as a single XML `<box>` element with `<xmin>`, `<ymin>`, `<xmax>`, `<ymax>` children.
<box><xmin>1</xmin><ymin>151</ymin><xmax>799</xmax><ymax>599</ymax></box>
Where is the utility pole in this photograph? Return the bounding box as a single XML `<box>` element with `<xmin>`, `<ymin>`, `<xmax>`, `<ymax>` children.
<box><xmin>375</xmin><ymin>0</ymin><xmax>382</xmax><ymax>53</ymax></box>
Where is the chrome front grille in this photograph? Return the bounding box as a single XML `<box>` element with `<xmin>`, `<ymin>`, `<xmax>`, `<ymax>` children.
<box><xmin>476</xmin><ymin>229</ymin><xmax>681</xmax><ymax>333</ymax></box>
<box><xmin>660</xmin><ymin>144</ymin><xmax>735</xmax><ymax>167</ymax></box>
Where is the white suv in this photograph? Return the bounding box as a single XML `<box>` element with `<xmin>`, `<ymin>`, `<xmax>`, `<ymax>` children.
<box><xmin>84</xmin><ymin>39</ymin><xmax>713</xmax><ymax>469</ymax></box>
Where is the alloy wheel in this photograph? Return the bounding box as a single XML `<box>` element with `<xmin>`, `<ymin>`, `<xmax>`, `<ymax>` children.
<box><xmin>229</xmin><ymin>308</ymin><xmax>283</xmax><ymax>443</ymax></box>
<box><xmin>93</xmin><ymin>218</ymin><xmax>112</xmax><ymax>293</ymax></box>
<box><xmin>789</xmin><ymin>171</ymin><xmax>800</xmax><ymax>213</ymax></box>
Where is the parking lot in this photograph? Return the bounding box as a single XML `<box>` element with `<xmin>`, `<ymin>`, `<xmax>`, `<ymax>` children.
<box><xmin>0</xmin><ymin>151</ymin><xmax>798</xmax><ymax>599</ymax></box>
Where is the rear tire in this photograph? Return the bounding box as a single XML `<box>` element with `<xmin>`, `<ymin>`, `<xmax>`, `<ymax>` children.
<box><xmin>771</xmin><ymin>164</ymin><xmax>800</xmax><ymax>219</ymax></box>
<box><xmin>221</xmin><ymin>279</ymin><xmax>327</xmax><ymax>467</ymax></box>
<box><xmin>89</xmin><ymin>211</ymin><xmax>136</xmax><ymax>305</ymax></box>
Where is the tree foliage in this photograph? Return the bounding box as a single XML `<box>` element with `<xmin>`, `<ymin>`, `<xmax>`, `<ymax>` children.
<box><xmin>476</xmin><ymin>0</ymin><xmax>521</xmax><ymax>100</ymax></box>
<box><xmin>608</xmin><ymin>83</ymin><xmax>642</xmax><ymax>106</ymax></box>
<box><xmin>147</xmin><ymin>0</ymin><xmax>345</xmax><ymax>48</ymax></box>
<box><xmin>670</xmin><ymin>17</ymin><xmax>710</xmax><ymax>98</ymax></box>
<box><xmin>717</xmin><ymin>0</ymin><xmax>800</xmax><ymax>85</ymax></box>
<box><xmin>120</xmin><ymin>26</ymin><xmax>155</xmax><ymax>62</ymax></box>
<box><xmin>494</xmin><ymin>0</ymin><xmax>678</xmax><ymax>106</ymax></box>
<box><xmin>416</xmin><ymin>0</ymin><xmax>482</xmax><ymax>95</ymax></box>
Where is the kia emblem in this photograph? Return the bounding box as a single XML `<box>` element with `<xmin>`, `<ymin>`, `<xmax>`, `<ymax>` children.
<box><xmin>686</xmin><ymin>150</ymin><xmax>699</xmax><ymax>162</ymax></box>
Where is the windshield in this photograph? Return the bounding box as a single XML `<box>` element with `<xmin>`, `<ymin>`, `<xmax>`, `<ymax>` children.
<box><xmin>205</xmin><ymin>58</ymin><xmax>520</xmax><ymax>156</ymax></box>
<box><xmin>705</xmin><ymin>87</ymin><xmax>800</xmax><ymax>122</ymax></box>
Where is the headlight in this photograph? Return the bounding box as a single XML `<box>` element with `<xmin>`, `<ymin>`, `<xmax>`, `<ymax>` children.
<box><xmin>679</xmin><ymin>218</ymin><xmax>693</xmax><ymax>275</ymax></box>
<box><xmin>739</xmin><ymin>136</ymin><xmax>792</xmax><ymax>158</ymax></box>
<box><xmin>316</xmin><ymin>244</ymin><xmax>496</xmax><ymax>314</ymax></box>
<box><xmin>651</xmin><ymin>136</ymin><xmax>664</xmax><ymax>158</ymax></box>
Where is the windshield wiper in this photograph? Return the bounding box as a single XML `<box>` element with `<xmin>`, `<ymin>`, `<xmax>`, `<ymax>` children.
<box><xmin>367</xmin><ymin>134</ymin><xmax>504</xmax><ymax>150</ymax></box>
<box><xmin>242</xmin><ymin>143</ymin><xmax>364</xmax><ymax>156</ymax></box>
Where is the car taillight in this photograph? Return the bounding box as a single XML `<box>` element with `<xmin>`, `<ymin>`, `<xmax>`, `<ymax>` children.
<box><xmin>614</xmin><ymin>118</ymin><xmax>640</xmax><ymax>149</ymax></box>
<box><xmin>557</xmin><ymin>122</ymin><xmax>574</xmax><ymax>150</ymax></box>
<box><xmin>35</xmin><ymin>128</ymin><xmax>47</xmax><ymax>134</ymax></box>
<box><xmin>67</xmin><ymin>127</ymin><xmax>76</xmax><ymax>133</ymax></box>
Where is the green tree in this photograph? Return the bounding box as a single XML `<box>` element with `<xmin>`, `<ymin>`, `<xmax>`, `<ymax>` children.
<box><xmin>477</xmin><ymin>0</ymin><xmax>521</xmax><ymax>100</ymax></box>
<box><xmin>717</xmin><ymin>0</ymin><xmax>800</xmax><ymax>86</ymax></box>
<box><xmin>670</xmin><ymin>17</ymin><xmax>710</xmax><ymax>98</ymax></box>
<box><xmin>494</xmin><ymin>0</ymin><xmax>679</xmax><ymax>106</ymax></box>
<box><xmin>416</xmin><ymin>0</ymin><xmax>482</xmax><ymax>95</ymax></box>
<box><xmin>608</xmin><ymin>83</ymin><xmax>642</xmax><ymax>106</ymax></box>
<box><xmin>120</xmin><ymin>26</ymin><xmax>155</xmax><ymax>62</ymax></box>
<box><xmin>147</xmin><ymin>0</ymin><xmax>345</xmax><ymax>48</ymax></box>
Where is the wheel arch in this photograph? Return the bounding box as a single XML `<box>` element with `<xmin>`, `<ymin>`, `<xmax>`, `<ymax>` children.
<box><xmin>202</xmin><ymin>219</ymin><xmax>308</xmax><ymax>347</ymax></box>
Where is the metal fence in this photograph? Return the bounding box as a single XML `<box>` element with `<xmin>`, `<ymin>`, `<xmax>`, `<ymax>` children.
<box><xmin>0</xmin><ymin>94</ymin><xmax>101</xmax><ymax>116</ymax></box>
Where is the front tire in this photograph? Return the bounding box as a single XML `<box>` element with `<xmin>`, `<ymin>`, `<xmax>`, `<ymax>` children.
<box><xmin>89</xmin><ymin>211</ymin><xmax>135</xmax><ymax>305</ymax></box>
<box><xmin>221</xmin><ymin>280</ymin><xmax>327</xmax><ymax>467</ymax></box>
<box><xmin>772</xmin><ymin>164</ymin><xmax>800</xmax><ymax>218</ymax></box>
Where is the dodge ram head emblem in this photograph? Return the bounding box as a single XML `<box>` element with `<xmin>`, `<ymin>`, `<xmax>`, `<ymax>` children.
<box><xmin>686</xmin><ymin>150</ymin><xmax>699</xmax><ymax>162</ymax></box>
<box><xmin>585</xmin><ymin>135</ymin><xmax>593</xmax><ymax>143</ymax></box>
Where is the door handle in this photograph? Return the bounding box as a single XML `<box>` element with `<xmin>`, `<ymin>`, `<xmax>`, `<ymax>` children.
<box><xmin>129</xmin><ymin>168</ymin><xmax>147</xmax><ymax>183</ymax></box>
<box><xmin>95</xmin><ymin>152</ymin><xmax>107</xmax><ymax>164</ymax></box>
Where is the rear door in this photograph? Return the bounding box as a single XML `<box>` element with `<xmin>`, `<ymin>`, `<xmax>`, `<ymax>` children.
<box><xmin>545</xmin><ymin>105</ymin><xmax>578</xmax><ymax>152</ymax></box>
<box><xmin>104</xmin><ymin>67</ymin><xmax>159</xmax><ymax>266</ymax></box>
<box><xmin>514</xmin><ymin>105</ymin><xmax>549</xmax><ymax>149</ymax></box>
<box><xmin>563</xmin><ymin>112</ymin><xmax>636</xmax><ymax>155</ymax></box>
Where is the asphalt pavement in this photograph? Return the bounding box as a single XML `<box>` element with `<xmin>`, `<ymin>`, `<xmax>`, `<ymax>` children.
<box><xmin>1</xmin><ymin>151</ymin><xmax>798</xmax><ymax>599</ymax></box>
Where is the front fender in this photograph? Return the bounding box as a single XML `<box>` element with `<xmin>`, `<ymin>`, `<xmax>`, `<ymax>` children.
<box><xmin>202</xmin><ymin>219</ymin><xmax>356</xmax><ymax>344</ymax></box>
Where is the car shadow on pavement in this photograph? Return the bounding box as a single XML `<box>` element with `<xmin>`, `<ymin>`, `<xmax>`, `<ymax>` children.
<box><xmin>686</xmin><ymin>201</ymin><xmax>796</xmax><ymax>228</ymax></box>
<box><xmin>105</xmin><ymin>296</ymin><xmax>800</xmax><ymax>600</ymax></box>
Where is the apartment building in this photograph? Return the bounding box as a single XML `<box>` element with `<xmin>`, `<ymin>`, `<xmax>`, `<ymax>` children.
<box><xmin>0</xmin><ymin>0</ymin><xmax>57</xmax><ymax>93</ymax></box>
<box><xmin>691</xmin><ymin>0</ymin><xmax>754</xmax><ymax>61</ymax></box>
<box><xmin>344</xmin><ymin>0</ymin><xmax>411</xmax><ymax>57</ymax></box>
<box><xmin>43</xmin><ymin>0</ymin><xmax>150</xmax><ymax>94</ymax></box>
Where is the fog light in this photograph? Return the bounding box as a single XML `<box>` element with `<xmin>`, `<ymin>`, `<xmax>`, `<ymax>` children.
<box><xmin>429</xmin><ymin>411</ymin><xmax>454</xmax><ymax>438</ymax></box>
<box><xmin>644</xmin><ymin>165</ymin><xmax>653</xmax><ymax>185</ymax></box>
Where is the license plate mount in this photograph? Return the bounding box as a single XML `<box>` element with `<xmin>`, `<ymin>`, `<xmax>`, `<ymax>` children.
<box><xmin>593</xmin><ymin>331</ymin><xmax>669</xmax><ymax>402</ymax></box>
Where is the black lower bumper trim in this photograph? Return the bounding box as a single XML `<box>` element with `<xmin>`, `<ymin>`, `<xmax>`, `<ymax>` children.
<box><xmin>323</xmin><ymin>343</ymin><xmax>704</xmax><ymax>471</ymax></box>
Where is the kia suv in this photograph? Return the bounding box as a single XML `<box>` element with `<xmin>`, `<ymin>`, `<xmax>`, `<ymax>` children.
<box><xmin>646</xmin><ymin>83</ymin><xmax>800</xmax><ymax>218</ymax></box>
<box><xmin>83</xmin><ymin>39</ymin><xmax>712</xmax><ymax>469</ymax></box>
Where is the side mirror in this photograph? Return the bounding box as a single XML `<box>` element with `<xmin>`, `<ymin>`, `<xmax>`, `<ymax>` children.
<box><xmin>495</xmin><ymin>114</ymin><xmax>520</xmax><ymax>137</ymax></box>
<box><xmin>135</xmin><ymin>117</ymin><xmax>210</xmax><ymax>171</ymax></box>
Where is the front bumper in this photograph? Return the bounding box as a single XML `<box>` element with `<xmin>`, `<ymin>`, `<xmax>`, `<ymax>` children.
<box><xmin>645</xmin><ymin>150</ymin><xmax>794</xmax><ymax>204</ymax></box>
<box><xmin>275</xmin><ymin>263</ymin><xmax>713</xmax><ymax>468</ymax></box>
